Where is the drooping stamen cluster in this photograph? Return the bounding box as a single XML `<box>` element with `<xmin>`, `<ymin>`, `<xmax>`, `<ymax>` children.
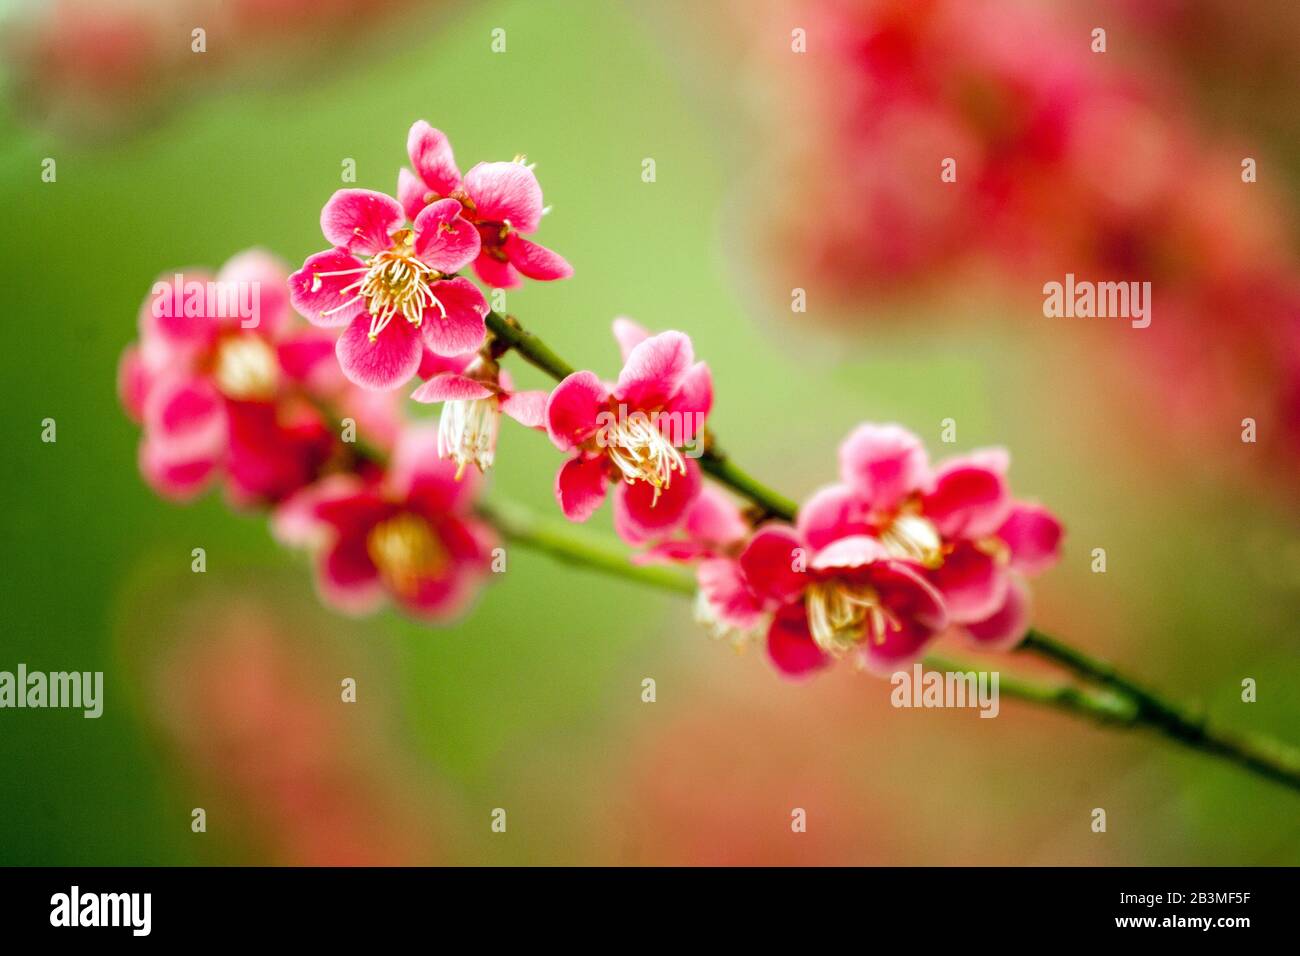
<box><xmin>366</xmin><ymin>512</ymin><xmax>448</xmax><ymax>598</ymax></box>
<box><xmin>312</xmin><ymin>230</ymin><xmax>446</xmax><ymax>342</ymax></box>
<box><xmin>438</xmin><ymin>394</ymin><xmax>500</xmax><ymax>480</ymax></box>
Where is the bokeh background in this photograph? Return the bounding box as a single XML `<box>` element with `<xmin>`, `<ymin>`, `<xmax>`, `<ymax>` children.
<box><xmin>1</xmin><ymin>0</ymin><xmax>1297</xmax><ymax>865</ymax></box>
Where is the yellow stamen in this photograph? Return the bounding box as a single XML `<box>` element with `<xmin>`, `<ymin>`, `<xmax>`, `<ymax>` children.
<box><xmin>366</xmin><ymin>512</ymin><xmax>448</xmax><ymax>597</ymax></box>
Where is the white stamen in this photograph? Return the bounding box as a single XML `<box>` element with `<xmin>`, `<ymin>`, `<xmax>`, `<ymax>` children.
<box><xmin>805</xmin><ymin>580</ymin><xmax>901</xmax><ymax>656</ymax></box>
<box><xmin>606</xmin><ymin>416</ymin><xmax>686</xmax><ymax>505</ymax></box>
<box><xmin>437</xmin><ymin>397</ymin><xmax>500</xmax><ymax>479</ymax></box>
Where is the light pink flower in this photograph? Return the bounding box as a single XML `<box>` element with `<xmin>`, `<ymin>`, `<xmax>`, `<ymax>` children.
<box><xmin>399</xmin><ymin>121</ymin><xmax>572</xmax><ymax>289</ymax></box>
<box><xmin>274</xmin><ymin>426</ymin><xmax>495</xmax><ymax>621</ymax></box>
<box><xmin>800</xmin><ymin>424</ymin><xmax>1063</xmax><ymax>649</ymax></box>
<box><xmin>290</xmin><ymin>188</ymin><xmax>488</xmax><ymax>390</ymax></box>
<box><xmin>544</xmin><ymin>321</ymin><xmax>712</xmax><ymax>543</ymax></box>
<box><xmin>410</xmin><ymin>359</ymin><xmax>549</xmax><ymax>477</ymax></box>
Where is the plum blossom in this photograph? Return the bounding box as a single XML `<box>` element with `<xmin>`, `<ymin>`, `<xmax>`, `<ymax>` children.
<box><xmin>410</xmin><ymin>357</ymin><xmax>549</xmax><ymax>478</ymax></box>
<box><xmin>544</xmin><ymin>320</ymin><xmax>712</xmax><ymax>544</ymax></box>
<box><xmin>274</xmin><ymin>426</ymin><xmax>495</xmax><ymax>621</ymax></box>
<box><xmin>290</xmin><ymin>188</ymin><xmax>488</xmax><ymax>391</ymax></box>
<box><xmin>798</xmin><ymin>424</ymin><xmax>1063</xmax><ymax>649</ymax></box>
<box><xmin>119</xmin><ymin>250</ymin><xmax>364</xmax><ymax>505</ymax></box>
<box><xmin>735</xmin><ymin>523</ymin><xmax>949</xmax><ymax>678</ymax></box>
<box><xmin>399</xmin><ymin>121</ymin><xmax>572</xmax><ymax>289</ymax></box>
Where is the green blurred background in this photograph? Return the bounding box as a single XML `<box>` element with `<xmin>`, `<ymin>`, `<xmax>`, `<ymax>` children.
<box><xmin>1</xmin><ymin>0</ymin><xmax>1297</xmax><ymax>865</ymax></box>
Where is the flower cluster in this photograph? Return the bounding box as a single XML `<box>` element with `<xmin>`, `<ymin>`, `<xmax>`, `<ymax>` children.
<box><xmin>674</xmin><ymin>425</ymin><xmax>1063</xmax><ymax>679</ymax></box>
<box><xmin>120</xmin><ymin>118</ymin><xmax>1064</xmax><ymax>683</ymax></box>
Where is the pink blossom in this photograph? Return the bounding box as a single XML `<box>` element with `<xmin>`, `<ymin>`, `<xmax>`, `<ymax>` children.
<box><xmin>120</xmin><ymin>250</ymin><xmax>350</xmax><ymax>505</ymax></box>
<box><xmin>737</xmin><ymin>524</ymin><xmax>949</xmax><ymax>678</ymax></box>
<box><xmin>544</xmin><ymin>321</ymin><xmax>712</xmax><ymax>543</ymax></box>
<box><xmin>800</xmin><ymin>424</ymin><xmax>1064</xmax><ymax>649</ymax></box>
<box><xmin>274</xmin><ymin>426</ymin><xmax>495</xmax><ymax>621</ymax></box>
<box><xmin>410</xmin><ymin>358</ymin><xmax>549</xmax><ymax>477</ymax></box>
<box><xmin>399</xmin><ymin>121</ymin><xmax>572</xmax><ymax>289</ymax></box>
<box><xmin>289</xmin><ymin>188</ymin><xmax>488</xmax><ymax>390</ymax></box>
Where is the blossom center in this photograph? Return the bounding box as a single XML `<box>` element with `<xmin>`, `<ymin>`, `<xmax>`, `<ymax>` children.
<box><xmin>312</xmin><ymin>229</ymin><xmax>446</xmax><ymax>342</ymax></box>
<box><xmin>365</xmin><ymin>512</ymin><xmax>447</xmax><ymax>597</ymax></box>
<box><xmin>605</xmin><ymin>414</ymin><xmax>685</xmax><ymax>505</ymax></box>
<box><xmin>438</xmin><ymin>396</ymin><xmax>500</xmax><ymax>479</ymax></box>
<box><xmin>878</xmin><ymin>512</ymin><xmax>944</xmax><ymax>568</ymax></box>
<box><xmin>806</xmin><ymin>579</ymin><xmax>900</xmax><ymax>655</ymax></box>
<box><xmin>212</xmin><ymin>334</ymin><xmax>279</xmax><ymax>401</ymax></box>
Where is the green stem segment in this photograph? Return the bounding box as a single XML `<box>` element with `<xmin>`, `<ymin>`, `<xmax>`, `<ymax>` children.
<box><xmin>1018</xmin><ymin>630</ymin><xmax>1300</xmax><ymax>790</ymax></box>
<box><xmin>486</xmin><ymin>311</ymin><xmax>797</xmax><ymax>521</ymax></box>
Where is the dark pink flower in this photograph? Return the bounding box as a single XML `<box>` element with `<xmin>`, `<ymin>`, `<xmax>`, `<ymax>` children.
<box><xmin>736</xmin><ymin>524</ymin><xmax>949</xmax><ymax>678</ymax></box>
<box><xmin>290</xmin><ymin>188</ymin><xmax>487</xmax><ymax>390</ymax></box>
<box><xmin>120</xmin><ymin>250</ymin><xmax>347</xmax><ymax>504</ymax></box>
<box><xmin>410</xmin><ymin>358</ymin><xmax>549</xmax><ymax>477</ymax></box>
<box><xmin>399</xmin><ymin>121</ymin><xmax>572</xmax><ymax>289</ymax></box>
<box><xmin>544</xmin><ymin>321</ymin><xmax>712</xmax><ymax>543</ymax></box>
<box><xmin>274</xmin><ymin>426</ymin><xmax>495</xmax><ymax>620</ymax></box>
<box><xmin>800</xmin><ymin>424</ymin><xmax>1063</xmax><ymax>649</ymax></box>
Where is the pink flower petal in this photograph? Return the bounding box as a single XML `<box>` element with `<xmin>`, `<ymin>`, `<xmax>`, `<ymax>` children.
<box><xmin>138</xmin><ymin>438</ymin><xmax>218</xmax><ymax>501</ymax></box>
<box><xmin>697</xmin><ymin>558</ymin><xmax>766</xmax><ymax>631</ymax></box>
<box><xmin>406</xmin><ymin>121</ymin><xmax>462</xmax><ymax>199</ymax></box>
<box><xmin>503</xmin><ymin>233</ymin><xmax>572</xmax><ymax>281</ymax></box>
<box><xmin>998</xmin><ymin>503</ymin><xmax>1064</xmax><ymax>575</ymax></box>
<box><xmin>463</xmin><ymin>161</ymin><xmax>543</xmax><ymax>233</ymax></box>
<box><xmin>397</xmin><ymin>167</ymin><xmax>431</xmax><ymax>221</ymax></box>
<box><xmin>858</xmin><ymin>563</ymin><xmax>948</xmax><ymax>674</ymax></box>
<box><xmin>317</xmin><ymin>534</ymin><xmax>384</xmax><ymax>616</ymax></box>
<box><xmin>923</xmin><ymin>450</ymin><xmax>1012</xmax><ymax>540</ymax></box>
<box><xmin>612</xmin><ymin>458</ymin><xmax>702</xmax><ymax>545</ymax></box>
<box><xmin>142</xmin><ymin>375</ymin><xmax>227</xmax><ymax>462</ymax></box>
<box><xmin>797</xmin><ymin>483</ymin><xmax>872</xmax><ymax>551</ymax></box>
<box><xmin>546</xmin><ymin>371</ymin><xmax>607</xmax><ymax>450</ymax></box>
<box><xmin>615</xmin><ymin>331</ymin><xmax>694</xmax><ymax>410</ymax></box>
<box><xmin>421</xmin><ymin>277</ymin><xmax>488</xmax><ymax>356</ymax></box>
<box><xmin>472</xmin><ymin>250</ymin><xmax>520</xmax><ymax>289</ymax></box>
<box><xmin>838</xmin><ymin>423</ymin><xmax>929</xmax><ymax>512</ymax></box>
<box><xmin>499</xmin><ymin>389</ymin><xmax>548</xmax><ymax>428</ymax></box>
<box><xmin>117</xmin><ymin>346</ymin><xmax>151</xmax><ymax>423</ymax></box>
<box><xmin>926</xmin><ymin>540</ymin><xmax>1009</xmax><ymax>623</ymax></box>
<box><xmin>336</xmin><ymin>312</ymin><xmax>423</xmax><ymax>391</ymax></box>
<box><xmin>738</xmin><ymin>524</ymin><xmax>808</xmax><ymax>604</ymax></box>
<box><xmin>417</xmin><ymin>348</ymin><xmax>476</xmax><ymax>380</ymax></box>
<box><xmin>555</xmin><ymin>454</ymin><xmax>609</xmax><ymax>522</ymax></box>
<box><xmin>767</xmin><ymin>602</ymin><xmax>830</xmax><ymax>679</ymax></box>
<box><xmin>611</xmin><ymin>317</ymin><xmax>650</xmax><ymax>362</ymax></box>
<box><xmin>289</xmin><ymin>248</ymin><xmax>368</xmax><ymax>328</ymax></box>
<box><xmin>809</xmin><ymin>534</ymin><xmax>893</xmax><ymax>572</ymax></box>
<box><xmin>217</xmin><ymin>248</ymin><xmax>290</xmax><ymax>337</ymax></box>
<box><xmin>413</xmin><ymin>198</ymin><xmax>481</xmax><ymax>273</ymax></box>
<box><xmin>320</xmin><ymin>189</ymin><xmax>404</xmax><ymax>256</ymax></box>
<box><xmin>683</xmin><ymin>486</ymin><xmax>749</xmax><ymax>549</ymax></box>
<box><xmin>410</xmin><ymin>372</ymin><xmax>493</xmax><ymax>404</ymax></box>
<box><xmin>665</xmin><ymin>362</ymin><xmax>713</xmax><ymax>441</ymax></box>
<box><xmin>963</xmin><ymin>577</ymin><xmax>1031</xmax><ymax>651</ymax></box>
<box><xmin>272</xmin><ymin>474</ymin><xmax>365</xmax><ymax>548</ymax></box>
<box><xmin>389</xmin><ymin>424</ymin><xmax>479</xmax><ymax>513</ymax></box>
